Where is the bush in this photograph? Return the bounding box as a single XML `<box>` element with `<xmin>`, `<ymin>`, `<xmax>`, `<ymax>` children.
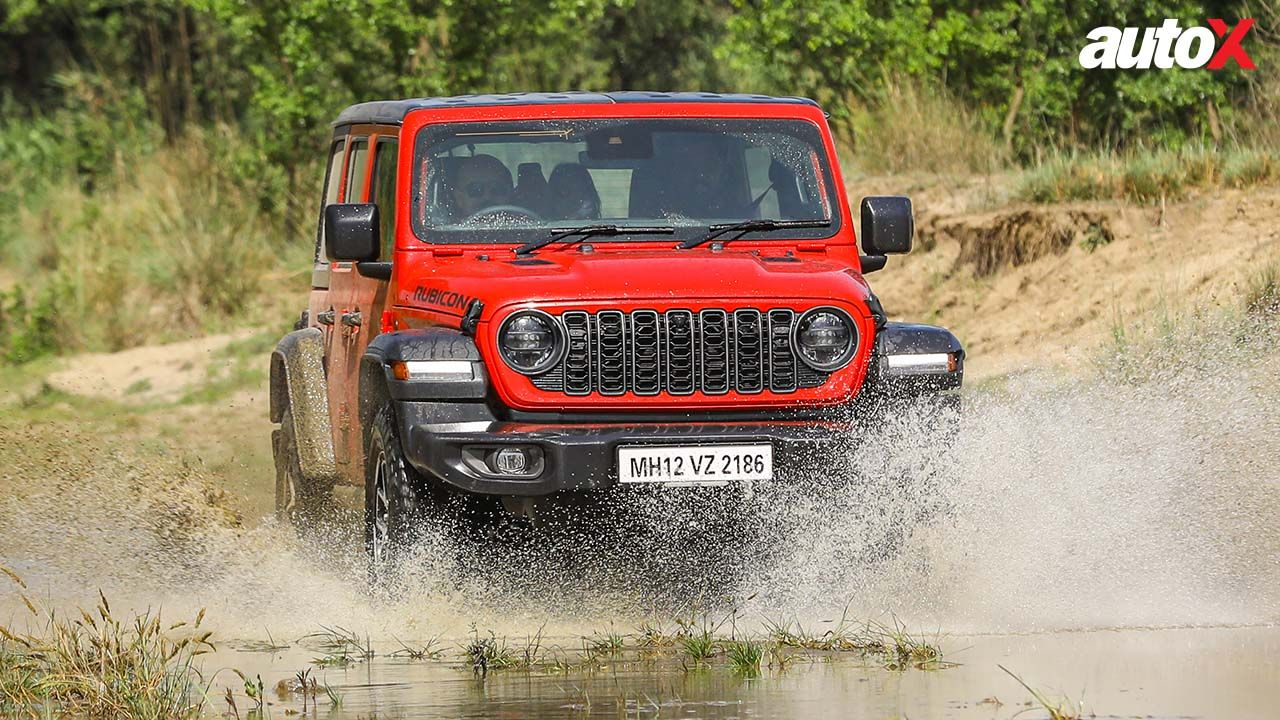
<box><xmin>0</xmin><ymin>121</ymin><xmax>308</xmax><ymax>361</ymax></box>
<box><xmin>847</xmin><ymin>75</ymin><xmax>1007</xmax><ymax>176</ymax></box>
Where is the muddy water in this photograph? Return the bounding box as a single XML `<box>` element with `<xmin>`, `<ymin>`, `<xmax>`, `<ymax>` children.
<box><xmin>3</xmin><ymin>326</ymin><xmax>1280</xmax><ymax>717</ymax></box>
<box><xmin>205</xmin><ymin>626</ymin><xmax>1280</xmax><ymax>719</ymax></box>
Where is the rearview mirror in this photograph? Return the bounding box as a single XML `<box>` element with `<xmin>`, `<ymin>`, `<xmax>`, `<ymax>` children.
<box><xmin>324</xmin><ymin>203</ymin><xmax>380</xmax><ymax>262</ymax></box>
<box><xmin>859</xmin><ymin>196</ymin><xmax>913</xmax><ymax>255</ymax></box>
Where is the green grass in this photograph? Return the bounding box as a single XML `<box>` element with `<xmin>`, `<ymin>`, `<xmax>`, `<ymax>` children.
<box><xmin>585</xmin><ymin>627</ymin><xmax>627</xmax><ymax>657</ymax></box>
<box><xmin>847</xmin><ymin>73</ymin><xmax>1007</xmax><ymax>176</ymax></box>
<box><xmin>724</xmin><ymin>640</ymin><xmax>764</xmax><ymax>676</ymax></box>
<box><xmin>462</xmin><ymin>627</ymin><xmax>544</xmax><ymax>677</ymax></box>
<box><xmin>280</xmin><ymin>612</ymin><xmax>948</xmax><ymax>683</ymax></box>
<box><xmin>1101</xmin><ymin>293</ymin><xmax>1279</xmax><ymax>386</ymax></box>
<box><xmin>762</xmin><ymin>611</ymin><xmax>946</xmax><ymax>671</ymax></box>
<box><xmin>0</xmin><ymin>127</ymin><xmax>309</xmax><ymax>365</ymax></box>
<box><xmin>1017</xmin><ymin>146</ymin><xmax>1280</xmax><ymax>204</ymax></box>
<box><xmin>679</xmin><ymin>631</ymin><xmax>718</xmax><ymax>666</ymax></box>
<box><xmin>300</xmin><ymin>626</ymin><xmax>375</xmax><ymax>668</ymax></box>
<box><xmin>0</xmin><ymin>569</ymin><xmax>215</xmax><ymax>719</ymax></box>
<box><xmin>391</xmin><ymin>635</ymin><xmax>443</xmax><ymax>661</ymax></box>
<box><xmin>1246</xmin><ymin>264</ymin><xmax>1280</xmax><ymax>318</ymax></box>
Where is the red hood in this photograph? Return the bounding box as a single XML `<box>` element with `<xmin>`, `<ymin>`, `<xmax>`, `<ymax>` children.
<box><xmin>393</xmin><ymin>248</ymin><xmax>875</xmax><ymax>317</ymax></box>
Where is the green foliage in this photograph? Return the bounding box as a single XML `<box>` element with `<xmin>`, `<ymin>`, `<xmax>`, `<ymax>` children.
<box><xmin>4</xmin><ymin>0</ymin><xmax>1272</xmax><ymax>176</ymax></box>
<box><xmin>722</xmin><ymin>0</ymin><xmax>1255</xmax><ymax>158</ymax></box>
<box><xmin>0</xmin><ymin>113</ymin><xmax>308</xmax><ymax>362</ymax></box>
<box><xmin>0</xmin><ymin>281</ymin><xmax>68</xmax><ymax>364</ymax></box>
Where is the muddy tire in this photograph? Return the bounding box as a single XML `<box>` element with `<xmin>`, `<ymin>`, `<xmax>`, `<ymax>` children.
<box><xmin>273</xmin><ymin>407</ymin><xmax>333</xmax><ymax>528</ymax></box>
<box><xmin>365</xmin><ymin>405</ymin><xmax>433</xmax><ymax>571</ymax></box>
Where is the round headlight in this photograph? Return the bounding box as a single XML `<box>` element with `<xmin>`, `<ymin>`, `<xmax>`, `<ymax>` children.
<box><xmin>792</xmin><ymin>307</ymin><xmax>857</xmax><ymax>371</ymax></box>
<box><xmin>497</xmin><ymin>310</ymin><xmax>565</xmax><ymax>375</ymax></box>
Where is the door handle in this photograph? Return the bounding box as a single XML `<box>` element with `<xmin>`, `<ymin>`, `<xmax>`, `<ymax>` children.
<box><xmin>316</xmin><ymin>309</ymin><xmax>336</xmax><ymax>326</ymax></box>
<box><xmin>341</xmin><ymin>311</ymin><xmax>362</xmax><ymax>329</ymax></box>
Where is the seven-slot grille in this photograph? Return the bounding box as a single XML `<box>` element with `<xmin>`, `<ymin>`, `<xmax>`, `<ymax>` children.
<box><xmin>530</xmin><ymin>308</ymin><xmax>836</xmax><ymax>396</ymax></box>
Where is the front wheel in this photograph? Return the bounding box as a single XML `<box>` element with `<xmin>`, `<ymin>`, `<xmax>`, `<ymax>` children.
<box><xmin>365</xmin><ymin>405</ymin><xmax>432</xmax><ymax>570</ymax></box>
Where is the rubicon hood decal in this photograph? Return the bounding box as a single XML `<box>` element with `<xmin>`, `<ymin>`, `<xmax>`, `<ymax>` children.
<box><xmin>412</xmin><ymin>285</ymin><xmax>476</xmax><ymax>312</ymax></box>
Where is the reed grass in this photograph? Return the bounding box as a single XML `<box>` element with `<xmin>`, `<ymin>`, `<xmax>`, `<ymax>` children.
<box><xmin>0</xmin><ymin>568</ymin><xmax>214</xmax><ymax>719</ymax></box>
<box><xmin>1018</xmin><ymin>146</ymin><xmax>1280</xmax><ymax>204</ymax></box>
<box><xmin>1246</xmin><ymin>263</ymin><xmax>1280</xmax><ymax>318</ymax></box>
<box><xmin>0</xmin><ymin>127</ymin><xmax>309</xmax><ymax>363</ymax></box>
<box><xmin>762</xmin><ymin>610</ymin><xmax>946</xmax><ymax>670</ymax></box>
<box><xmin>1000</xmin><ymin>665</ymin><xmax>1085</xmax><ymax>720</ymax></box>
<box><xmin>847</xmin><ymin>74</ymin><xmax>1007</xmax><ymax>176</ymax></box>
<box><xmin>724</xmin><ymin>640</ymin><xmax>764</xmax><ymax>676</ymax></box>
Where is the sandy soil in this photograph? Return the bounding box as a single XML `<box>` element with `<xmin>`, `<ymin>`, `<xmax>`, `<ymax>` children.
<box><xmin>863</xmin><ymin>181</ymin><xmax>1280</xmax><ymax>380</ymax></box>
<box><xmin>44</xmin><ymin>328</ymin><xmax>261</xmax><ymax>404</ymax></box>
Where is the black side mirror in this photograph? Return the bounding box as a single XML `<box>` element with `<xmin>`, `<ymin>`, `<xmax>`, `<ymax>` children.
<box><xmin>324</xmin><ymin>203</ymin><xmax>380</xmax><ymax>262</ymax></box>
<box><xmin>860</xmin><ymin>196</ymin><xmax>914</xmax><ymax>255</ymax></box>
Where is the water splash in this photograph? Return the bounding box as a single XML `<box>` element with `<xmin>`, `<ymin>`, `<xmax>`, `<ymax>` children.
<box><xmin>3</xmin><ymin>328</ymin><xmax>1278</xmax><ymax>641</ymax></box>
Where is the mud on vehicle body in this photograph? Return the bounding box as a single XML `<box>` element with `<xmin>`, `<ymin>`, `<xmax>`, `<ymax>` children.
<box><xmin>268</xmin><ymin>92</ymin><xmax>963</xmax><ymax>565</ymax></box>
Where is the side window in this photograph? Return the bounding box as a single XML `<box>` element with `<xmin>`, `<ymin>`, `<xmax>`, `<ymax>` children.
<box><xmin>370</xmin><ymin>139</ymin><xmax>398</xmax><ymax>260</ymax></box>
<box><xmin>315</xmin><ymin>139</ymin><xmax>345</xmax><ymax>261</ymax></box>
<box><xmin>344</xmin><ymin>138</ymin><xmax>370</xmax><ymax>202</ymax></box>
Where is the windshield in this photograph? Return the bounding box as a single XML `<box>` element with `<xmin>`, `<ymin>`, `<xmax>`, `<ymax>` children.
<box><xmin>411</xmin><ymin>118</ymin><xmax>840</xmax><ymax>244</ymax></box>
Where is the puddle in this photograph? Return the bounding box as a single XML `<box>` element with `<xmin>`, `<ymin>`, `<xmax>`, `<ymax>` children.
<box><xmin>208</xmin><ymin>626</ymin><xmax>1280</xmax><ymax>719</ymax></box>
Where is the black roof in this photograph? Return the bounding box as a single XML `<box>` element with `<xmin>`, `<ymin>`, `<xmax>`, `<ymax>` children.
<box><xmin>332</xmin><ymin>91</ymin><xmax>820</xmax><ymax>127</ymax></box>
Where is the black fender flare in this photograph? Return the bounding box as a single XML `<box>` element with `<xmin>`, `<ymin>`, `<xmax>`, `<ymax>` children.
<box><xmin>269</xmin><ymin>328</ymin><xmax>338</xmax><ymax>482</ymax></box>
<box><xmin>359</xmin><ymin>328</ymin><xmax>490</xmax><ymax>450</ymax></box>
<box><xmin>864</xmin><ymin>322</ymin><xmax>965</xmax><ymax>397</ymax></box>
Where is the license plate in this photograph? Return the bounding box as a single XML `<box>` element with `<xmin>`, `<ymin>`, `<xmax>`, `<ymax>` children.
<box><xmin>617</xmin><ymin>444</ymin><xmax>773</xmax><ymax>485</ymax></box>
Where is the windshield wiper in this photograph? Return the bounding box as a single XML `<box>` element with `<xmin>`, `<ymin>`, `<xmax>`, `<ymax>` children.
<box><xmin>677</xmin><ymin>219</ymin><xmax>832</xmax><ymax>250</ymax></box>
<box><xmin>514</xmin><ymin>224</ymin><xmax>675</xmax><ymax>255</ymax></box>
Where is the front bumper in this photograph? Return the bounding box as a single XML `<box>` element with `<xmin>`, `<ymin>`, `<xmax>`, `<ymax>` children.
<box><xmin>396</xmin><ymin>401</ymin><xmax>848</xmax><ymax>496</ymax></box>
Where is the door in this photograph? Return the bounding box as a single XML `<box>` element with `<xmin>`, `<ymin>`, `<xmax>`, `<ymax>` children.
<box><xmin>324</xmin><ymin>134</ymin><xmax>371</xmax><ymax>482</ymax></box>
<box><xmin>335</xmin><ymin>132</ymin><xmax>398</xmax><ymax>480</ymax></box>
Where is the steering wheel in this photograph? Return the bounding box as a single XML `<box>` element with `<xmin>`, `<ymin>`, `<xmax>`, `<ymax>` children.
<box><xmin>465</xmin><ymin>205</ymin><xmax>542</xmax><ymax>224</ymax></box>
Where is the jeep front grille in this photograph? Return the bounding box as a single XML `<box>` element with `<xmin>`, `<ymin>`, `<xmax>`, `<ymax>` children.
<box><xmin>530</xmin><ymin>308</ymin><xmax>832</xmax><ymax>396</ymax></box>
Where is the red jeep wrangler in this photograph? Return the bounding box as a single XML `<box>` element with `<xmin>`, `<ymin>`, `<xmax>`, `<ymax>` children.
<box><xmin>269</xmin><ymin>92</ymin><xmax>963</xmax><ymax>567</ymax></box>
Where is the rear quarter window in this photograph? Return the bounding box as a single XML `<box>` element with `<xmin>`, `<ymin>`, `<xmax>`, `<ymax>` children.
<box><xmin>315</xmin><ymin>139</ymin><xmax>346</xmax><ymax>261</ymax></box>
<box><xmin>345</xmin><ymin>139</ymin><xmax>370</xmax><ymax>202</ymax></box>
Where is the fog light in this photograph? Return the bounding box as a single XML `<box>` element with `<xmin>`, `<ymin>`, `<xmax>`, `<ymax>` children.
<box><xmin>480</xmin><ymin>446</ymin><xmax>544</xmax><ymax>478</ymax></box>
<box><xmin>493</xmin><ymin>448</ymin><xmax>529</xmax><ymax>474</ymax></box>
